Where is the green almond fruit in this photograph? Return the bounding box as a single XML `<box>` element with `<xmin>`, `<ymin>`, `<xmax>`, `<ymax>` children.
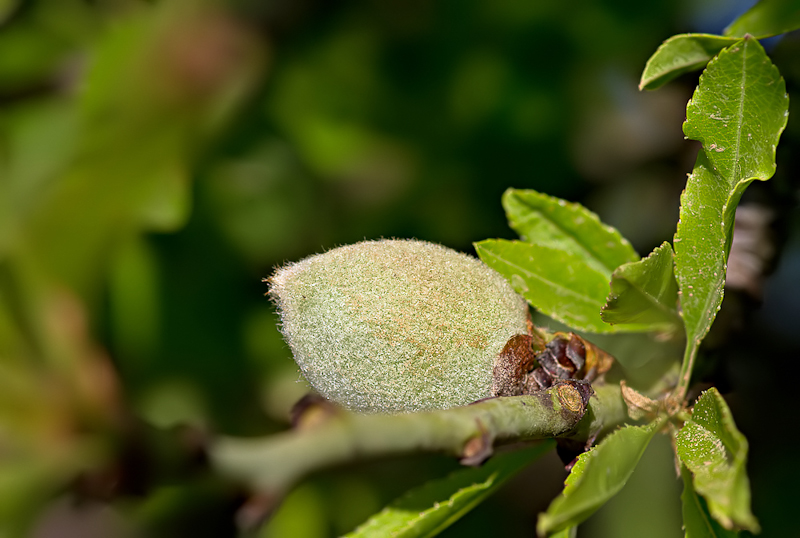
<box><xmin>268</xmin><ymin>239</ymin><xmax>531</xmax><ymax>413</ymax></box>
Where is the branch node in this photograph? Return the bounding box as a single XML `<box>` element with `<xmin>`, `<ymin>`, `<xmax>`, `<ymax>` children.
<box><xmin>290</xmin><ymin>393</ymin><xmax>340</xmax><ymax>430</ymax></box>
<box><xmin>460</xmin><ymin>419</ymin><xmax>494</xmax><ymax>466</ymax></box>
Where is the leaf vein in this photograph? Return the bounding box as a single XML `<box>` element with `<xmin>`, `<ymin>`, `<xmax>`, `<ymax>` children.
<box><xmin>479</xmin><ymin>248</ymin><xmax>603</xmax><ymax>307</ymax></box>
<box><xmin>733</xmin><ymin>40</ymin><xmax>746</xmax><ymax>182</ymax></box>
<box><xmin>514</xmin><ymin>207</ymin><xmax>615</xmax><ymax>275</ymax></box>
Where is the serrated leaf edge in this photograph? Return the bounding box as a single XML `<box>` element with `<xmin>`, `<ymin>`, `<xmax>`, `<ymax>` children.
<box><xmin>347</xmin><ymin>443</ymin><xmax>552</xmax><ymax>538</ymax></box>
<box><xmin>681</xmin><ymin>466</ymin><xmax>737</xmax><ymax>538</ymax></box>
<box><xmin>639</xmin><ymin>33</ymin><xmax>738</xmax><ymax>90</ymax></box>
<box><xmin>683</xmin><ymin>37</ymin><xmax>788</xmax><ymax>186</ymax></box>
<box><xmin>538</xmin><ymin>420</ymin><xmax>663</xmax><ymax>534</ymax></box>
<box><xmin>600</xmin><ymin>242</ymin><xmax>681</xmax><ymax>330</ymax></box>
<box><xmin>677</xmin><ymin>389</ymin><xmax>759</xmax><ymax>533</ymax></box>
<box><xmin>503</xmin><ymin>189</ymin><xmax>638</xmax><ymax>275</ymax></box>
<box><xmin>391</xmin><ymin>471</ymin><xmax>499</xmax><ymax>537</ymax></box>
<box><xmin>475</xmin><ymin>240</ymin><xmax>618</xmax><ymax>334</ymax></box>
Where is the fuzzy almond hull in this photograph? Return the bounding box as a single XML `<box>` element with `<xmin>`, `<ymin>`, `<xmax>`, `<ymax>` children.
<box><xmin>269</xmin><ymin>239</ymin><xmax>530</xmax><ymax>413</ymax></box>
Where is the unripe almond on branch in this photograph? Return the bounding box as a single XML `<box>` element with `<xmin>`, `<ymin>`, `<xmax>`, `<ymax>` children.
<box><xmin>268</xmin><ymin>239</ymin><xmax>532</xmax><ymax>413</ymax></box>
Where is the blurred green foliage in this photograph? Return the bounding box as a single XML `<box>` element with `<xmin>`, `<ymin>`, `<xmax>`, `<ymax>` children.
<box><xmin>0</xmin><ymin>0</ymin><xmax>798</xmax><ymax>536</ymax></box>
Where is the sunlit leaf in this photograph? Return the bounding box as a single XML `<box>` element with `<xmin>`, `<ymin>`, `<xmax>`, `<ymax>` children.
<box><xmin>601</xmin><ymin>242</ymin><xmax>681</xmax><ymax>333</ymax></box>
<box><xmin>502</xmin><ymin>188</ymin><xmax>637</xmax><ymax>277</ymax></box>
<box><xmin>724</xmin><ymin>0</ymin><xmax>800</xmax><ymax>38</ymax></box>
<box><xmin>537</xmin><ymin>422</ymin><xmax>659</xmax><ymax>535</ymax></box>
<box><xmin>639</xmin><ymin>34</ymin><xmax>737</xmax><ymax>90</ymax></box>
<box><xmin>346</xmin><ymin>442</ymin><xmax>553</xmax><ymax>538</ymax></box>
<box><xmin>675</xmin><ymin>389</ymin><xmax>758</xmax><ymax>532</ymax></box>
<box><xmin>475</xmin><ymin>240</ymin><xmax>617</xmax><ymax>333</ymax></box>
<box><xmin>681</xmin><ymin>466</ymin><xmax>739</xmax><ymax>538</ymax></box>
<box><xmin>674</xmin><ymin>37</ymin><xmax>788</xmax><ymax>357</ymax></box>
<box><xmin>683</xmin><ymin>38</ymin><xmax>788</xmax><ymax>188</ymax></box>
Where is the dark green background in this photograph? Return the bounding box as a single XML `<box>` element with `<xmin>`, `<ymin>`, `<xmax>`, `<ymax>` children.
<box><xmin>0</xmin><ymin>0</ymin><xmax>798</xmax><ymax>536</ymax></box>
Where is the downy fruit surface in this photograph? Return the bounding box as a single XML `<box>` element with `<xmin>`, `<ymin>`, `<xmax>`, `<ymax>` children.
<box><xmin>269</xmin><ymin>239</ymin><xmax>530</xmax><ymax>413</ymax></box>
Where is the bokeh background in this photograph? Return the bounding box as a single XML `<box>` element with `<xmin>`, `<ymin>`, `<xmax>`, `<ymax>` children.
<box><xmin>1</xmin><ymin>0</ymin><xmax>798</xmax><ymax>536</ymax></box>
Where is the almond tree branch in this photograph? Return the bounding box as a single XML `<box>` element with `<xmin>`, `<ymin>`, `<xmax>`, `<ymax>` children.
<box><xmin>210</xmin><ymin>383</ymin><xmax>625</xmax><ymax>496</ymax></box>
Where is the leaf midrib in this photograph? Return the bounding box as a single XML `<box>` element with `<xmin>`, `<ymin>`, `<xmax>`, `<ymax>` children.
<box><xmin>478</xmin><ymin>245</ymin><xmax>605</xmax><ymax>307</ymax></box>
<box><xmin>610</xmin><ymin>274</ymin><xmax>679</xmax><ymax>323</ymax></box>
<box><xmin>511</xmin><ymin>206</ymin><xmax>618</xmax><ymax>277</ymax></box>
<box><xmin>689</xmin><ymin>483</ymin><xmax>725</xmax><ymax>537</ymax></box>
<box><xmin>732</xmin><ymin>39</ymin><xmax>747</xmax><ymax>184</ymax></box>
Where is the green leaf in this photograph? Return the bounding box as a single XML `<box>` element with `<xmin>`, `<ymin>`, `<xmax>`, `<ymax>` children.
<box><xmin>681</xmin><ymin>466</ymin><xmax>739</xmax><ymax>538</ymax></box>
<box><xmin>724</xmin><ymin>0</ymin><xmax>800</xmax><ymax>38</ymax></box>
<box><xmin>601</xmin><ymin>242</ymin><xmax>681</xmax><ymax>334</ymax></box>
<box><xmin>537</xmin><ymin>422</ymin><xmax>660</xmax><ymax>535</ymax></box>
<box><xmin>673</xmin><ymin>155</ymin><xmax>728</xmax><ymax>360</ymax></box>
<box><xmin>675</xmin><ymin>389</ymin><xmax>759</xmax><ymax>532</ymax></box>
<box><xmin>486</xmin><ymin>189</ymin><xmax>642</xmax><ymax>333</ymax></box>
<box><xmin>639</xmin><ymin>34</ymin><xmax>738</xmax><ymax>91</ymax></box>
<box><xmin>674</xmin><ymin>37</ymin><xmax>788</xmax><ymax>360</ymax></box>
<box><xmin>550</xmin><ymin>527</ymin><xmax>577</xmax><ymax>538</ymax></box>
<box><xmin>502</xmin><ymin>188</ymin><xmax>638</xmax><ymax>277</ymax></box>
<box><xmin>475</xmin><ymin>240</ymin><xmax>617</xmax><ymax>333</ymax></box>
<box><xmin>683</xmin><ymin>38</ymin><xmax>788</xmax><ymax>188</ymax></box>
<box><xmin>345</xmin><ymin>442</ymin><xmax>553</xmax><ymax>538</ymax></box>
